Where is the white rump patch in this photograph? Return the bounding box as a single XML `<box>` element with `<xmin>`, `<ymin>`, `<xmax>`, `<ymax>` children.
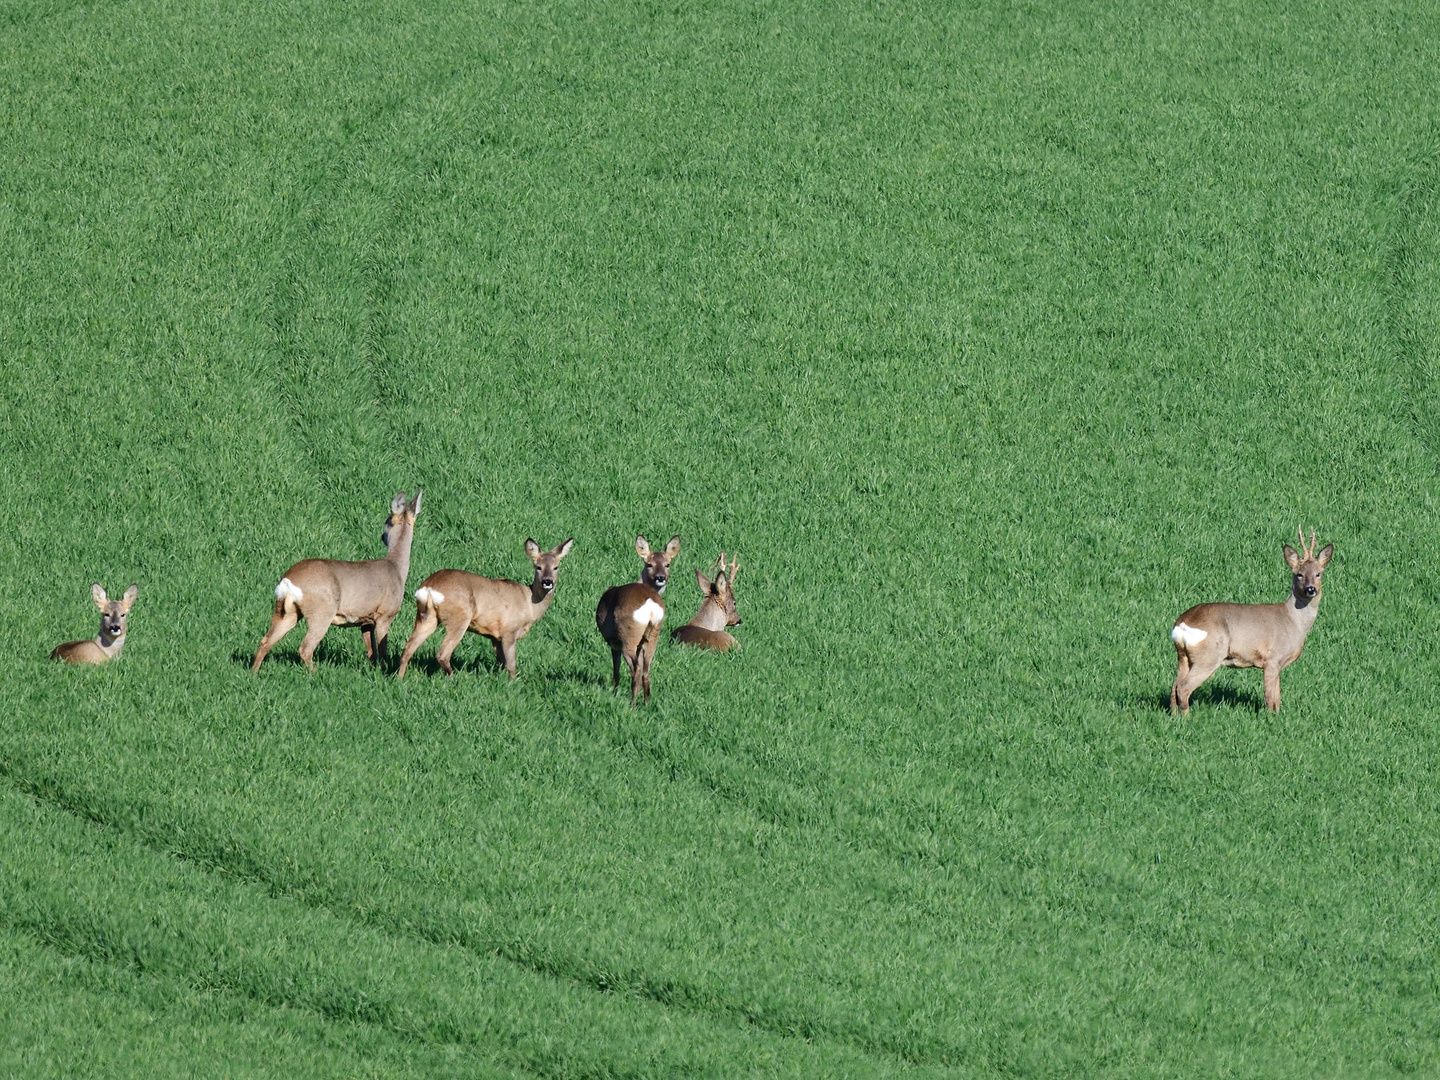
<box><xmin>632</xmin><ymin>598</ymin><xmax>665</xmax><ymax>626</ymax></box>
<box><xmin>1171</xmin><ymin>622</ymin><xmax>1208</xmax><ymax>648</ymax></box>
<box><xmin>415</xmin><ymin>586</ymin><xmax>445</xmax><ymax>607</ymax></box>
<box><xmin>275</xmin><ymin>578</ymin><xmax>303</xmax><ymax>603</ymax></box>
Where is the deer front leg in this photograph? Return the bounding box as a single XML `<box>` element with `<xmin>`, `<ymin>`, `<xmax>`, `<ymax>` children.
<box><xmin>1263</xmin><ymin>664</ymin><xmax>1282</xmax><ymax>712</ymax></box>
<box><xmin>372</xmin><ymin>613</ymin><xmax>396</xmax><ymax>670</ymax></box>
<box><xmin>360</xmin><ymin>626</ymin><xmax>375</xmax><ymax>661</ymax></box>
<box><xmin>500</xmin><ymin>635</ymin><xmax>519</xmax><ymax>679</ymax></box>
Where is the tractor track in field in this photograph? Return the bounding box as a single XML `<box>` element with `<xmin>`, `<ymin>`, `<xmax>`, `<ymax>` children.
<box><xmin>1385</xmin><ymin>150</ymin><xmax>1440</xmax><ymax>471</ymax></box>
<box><xmin>0</xmin><ymin>758</ymin><xmax>946</xmax><ymax>1075</ymax></box>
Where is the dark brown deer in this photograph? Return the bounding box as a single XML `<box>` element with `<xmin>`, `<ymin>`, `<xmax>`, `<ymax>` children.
<box><xmin>672</xmin><ymin>552</ymin><xmax>741</xmax><ymax>652</ymax></box>
<box><xmin>252</xmin><ymin>491</ymin><xmax>421</xmax><ymax>672</ymax></box>
<box><xmin>51</xmin><ymin>583</ymin><xmax>137</xmax><ymax>664</ymax></box>
<box><xmin>1170</xmin><ymin>527</ymin><xmax>1333</xmax><ymax>713</ymax></box>
<box><xmin>396</xmin><ymin>537</ymin><xmax>575</xmax><ymax>679</ymax></box>
<box><xmin>595</xmin><ymin>534</ymin><xmax>679</xmax><ymax>704</ymax></box>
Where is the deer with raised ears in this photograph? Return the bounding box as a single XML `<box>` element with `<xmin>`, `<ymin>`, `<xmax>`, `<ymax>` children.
<box><xmin>1170</xmin><ymin>527</ymin><xmax>1334</xmax><ymax>714</ymax></box>
<box><xmin>252</xmin><ymin>491</ymin><xmax>421</xmax><ymax>673</ymax></box>
<box><xmin>51</xmin><ymin>584</ymin><xmax>137</xmax><ymax>664</ymax></box>
<box><xmin>595</xmin><ymin>534</ymin><xmax>679</xmax><ymax>704</ymax></box>
<box><xmin>396</xmin><ymin>537</ymin><xmax>575</xmax><ymax>680</ymax></box>
<box><xmin>672</xmin><ymin>552</ymin><xmax>742</xmax><ymax>652</ymax></box>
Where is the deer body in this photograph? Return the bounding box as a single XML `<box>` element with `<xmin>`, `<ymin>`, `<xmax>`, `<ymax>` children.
<box><xmin>1170</xmin><ymin>528</ymin><xmax>1332</xmax><ymax>713</ymax></box>
<box><xmin>51</xmin><ymin>584</ymin><xmax>137</xmax><ymax>664</ymax></box>
<box><xmin>396</xmin><ymin>538</ymin><xmax>574</xmax><ymax>679</ymax></box>
<box><xmin>672</xmin><ymin>553</ymin><xmax>741</xmax><ymax>652</ymax></box>
<box><xmin>252</xmin><ymin>491</ymin><xmax>421</xmax><ymax>672</ymax></box>
<box><xmin>596</xmin><ymin>535</ymin><xmax>679</xmax><ymax>703</ymax></box>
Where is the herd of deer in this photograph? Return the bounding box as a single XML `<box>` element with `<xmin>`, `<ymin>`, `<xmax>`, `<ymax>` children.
<box><xmin>51</xmin><ymin>492</ymin><xmax>1333</xmax><ymax>713</ymax></box>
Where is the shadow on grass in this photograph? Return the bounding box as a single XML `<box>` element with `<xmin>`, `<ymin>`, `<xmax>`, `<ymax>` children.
<box><xmin>1135</xmin><ymin>682</ymin><xmax>1265</xmax><ymax>713</ymax></box>
<box><xmin>542</xmin><ymin>666</ymin><xmax>610</xmax><ymax>690</ymax></box>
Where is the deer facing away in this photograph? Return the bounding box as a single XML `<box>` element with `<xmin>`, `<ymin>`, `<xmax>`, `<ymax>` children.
<box><xmin>51</xmin><ymin>583</ymin><xmax>137</xmax><ymax>664</ymax></box>
<box><xmin>252</xmin><ymin>491</ymin><xmax>421</xmax><ymax>672</ymax></box>
<box><xmin>672</xmin><ymin>552</ymin><xmax>742</xmax><ymax>652</ymax></box>
<box><xmin>596</xmin><ymin>534</ymin><xmax>679</xmax><ymax>704</ymax></box>
<box><xmin>1170</xmin><ymin>527</ymin><xmax>1333</xmax><ymax>713</ymax></box>
<box><xmin>396</xmin><ymin>537</ymin><xmax>575</xmax><ymax>679</ymax></box>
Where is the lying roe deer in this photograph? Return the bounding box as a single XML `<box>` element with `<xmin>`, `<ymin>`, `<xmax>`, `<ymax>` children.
<box><xmin>252</xmin><ymin>491</ymin><xmax>421</xmax><ymax>672</ymax></box>
<box><xmin>672</xmin><ymin>552</ymin><xmax>742</xmax><ymax>652</ymax></box>
<box><xmin>396</xmin><ymin>537</ymin><xmax>575</xmax><ymax>680</ymax></box>
<box><xmin>596</xmin><ymin>534</ymin><xmax>679</xmax><ymax>703</ymax></box>
<box><xmin>1170</xmin><ymin>527</ymin><xmax>1333</xmax><ymax>714</ymax></box>
<box><xmin>51</xmin><ymin>583</ymin><xmax>137</xmax><ymax>664</ymax></box>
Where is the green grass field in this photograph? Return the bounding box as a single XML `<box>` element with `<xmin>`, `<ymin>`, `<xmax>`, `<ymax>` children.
<box><xmin>3</xmin><ymin>0</ymin><xmax>1440</xmax><ymax>1075</ymax></box>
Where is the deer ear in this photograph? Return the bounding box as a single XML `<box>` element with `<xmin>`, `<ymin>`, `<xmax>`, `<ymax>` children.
<box><xmin>663</xmin><ymin>535</ymin><xmax>681</xmax><ymax>559</ymax></box>
<box><xmin>391</xmin><ymin>492</ymin><xmax>409</xmax><ymax>515</ymax></box>
<box><xmin>635</xmin><ymin>535</ymin><xmax>652</xmax><ymax>559</ymax></box>
<box><xmin>409</xmin><ymin>490</ymin><xmax>422</xmax><ymax>515</ymax></box>
<box><xmin>525</xmin><ymin>539</ymin><xmax>542</xmax><ymax>562</ymax></box>
<box><xmin>553</xmin><ymin>538</ymin><xmax>575</xmax><ymax>560</ymax></box>
<box><xmin>714</xmin><ymin>571</ymin><xmax>728</xmax><ymax>593</ymax></box>
<box><xmin>1282</xmin><ymin>545</ymin><xmax>1301</xmax><ymax>570</ymax></box>
<box><xmin>695</xmin><ymin>569</ymin><xmax>713</xmax><ymax>594</ymax></box>
<box><xmin>120</xmin><ymin>585</ymin><xmax>138</xmax><ymax>612</ymax></box>
<box><xmin>1315</xmin><ymin>543</ymin><xmax>1333</xmax><ymax>569</ymax></box>
<box><xmin>91</xmin><ymin>583</ymin><xmax>109</xmax><ymax>608</ymax></box>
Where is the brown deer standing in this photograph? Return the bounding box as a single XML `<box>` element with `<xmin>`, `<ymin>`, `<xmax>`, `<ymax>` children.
<box><xmin>595</xmin><ymin>534</ymin><xmax>679</xmax><ymax>704</ymax></box>
<box><xmin>252</xmin><ymin>491</ymin><xmax>421</xmax><ymax>672</ymax></box>
<box><xmin>395</xmin><ymin>537</ymin><xmax>575</xmax><ymax>679</ymax></box>
<box><xmin>1170</xmin><ymin>527</ymin><xmax>1333</xmax><ymax>714</ymax></box>
<box><xmin>671</xmin><ymin>552</ymin><xmax>742</xmax><ymax>652</ymax></box>
<box><xmin>51</xmin><ymin>583</ymin><xmax>137</xmax><ymax>664</ymax></box>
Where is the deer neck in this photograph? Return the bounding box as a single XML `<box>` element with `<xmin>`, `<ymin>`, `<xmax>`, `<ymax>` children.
<box><xmin>528</xmin><ymin>575</ymin><xmax>556</xmax><ymax>614</ymax></box>
<box><xmin>386</xmin><ymin>520</ymin><xmax>415</xmax><ymax>581</ymax></box>
<box><xmin>95</xmin><ymin>629</ymin><xmax>126</xmax><ymax>658</ymax></box>
<box><xmin>689</xmin><ymin>598</ymin><xmax>728</xmax><ymax>632</ymax></box>
<box><xmin>1284</xmin><ymin>588</ymin><xmax>1321</xmax><ymax>633</ymax></box>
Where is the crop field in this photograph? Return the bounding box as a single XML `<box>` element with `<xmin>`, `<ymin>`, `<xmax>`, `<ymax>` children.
<box><xmin>2</xmin><ymin>0</ymin><xmax>1440</xmax><ymax>1075</ymax></box>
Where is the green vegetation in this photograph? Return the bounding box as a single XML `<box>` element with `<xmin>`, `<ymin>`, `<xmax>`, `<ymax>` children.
<box><xmin>3</xmin><ymin>0</ymin><xmax>1440</xmax><ymax>1074</ymax></box>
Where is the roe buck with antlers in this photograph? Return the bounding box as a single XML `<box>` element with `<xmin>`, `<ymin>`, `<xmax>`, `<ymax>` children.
<box><xmin>1170</xmin><ymin>527</ymin><xmax>1333</xmax><ymax>714</ymax></box>
<box><xmin>596</xmin><ymin>534</ymin><xmax>679</xmax><ymax>703</ymax></box>
<box><xmin>396</xmin><ymin>537</ymin><xmax>575</xmax><ymax>679</ymax></box>
<box><xmin>51</xmin><ymin>583</ymin><xmax>137</xmax><ymax>664</ymax></box>
<box><xmin>672</xmin><ymin>552</ymin><xmax>742</xmax><ymax>652</ymax></box>
<box><xmin>252</xmin><ymin>491</ymin><xmax>421</xmax><ymax>672</ymax></box>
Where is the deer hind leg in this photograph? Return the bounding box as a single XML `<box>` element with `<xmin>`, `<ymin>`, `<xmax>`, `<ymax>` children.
<box><xmin>253</xmin><ymin>604</ymin><xmax>300</xmax><ymax>672</ymax></box>
<box><xmin>397</xmin><ymin>609</ymin><xmax>440</xmax><ymax>679</ymax></box>
<box><xmin>1263</xmin><ymin>664</ymin><xmax>1282</xmax><ymax>712</ymax></box>
<box><xmin>1174</xmin><ymin>649</ymin><xmax>1223</xmax><ymax>715</ymax></box>
<box><xmin>1170</xmin><ymin>649</ymin><xmax>1191</xmax><ymax>713</ymax></box>
<box><xmin>296</xmin><ymin>609</ymin><xmax>335</xmax><ymax>672</ymax></box>
<box><xmin>434</xmin><ymin>621</ymin><xmax>468</xmax><ymax>676</ymax></box>
<box><xmin>610</xmin><ymin>645</ymin><xmax>623</xmax><ymax>690</ymax></box>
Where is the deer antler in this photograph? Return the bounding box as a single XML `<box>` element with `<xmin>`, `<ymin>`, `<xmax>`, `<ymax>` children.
<box><xmin>727</xmin><ymin>555</ymin><xmax>739</xmax><ymax>587</ymax></box>
<box><xmin>1309</xmin><ymin>528</ymin><xmax>1317</xmax><ymax>560</ymax></box>
<box><xmin>1297</xmin><ymin>524</ymin><xmax>1309</xmax><ymax>559</ymax></box>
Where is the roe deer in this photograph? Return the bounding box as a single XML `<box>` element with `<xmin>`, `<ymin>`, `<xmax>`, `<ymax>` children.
<box><xmin>1170</xmin><ymin>527</ymin><xmax>1333</xmax><ymax>714</ymax></box>
<box><xmin>252</xmin><ymin>491</ymin><xmax>421</xmax><ymax>672</ymax></box>
<box><xmin>51</xmin><ymin>583</ymin><xmax>137</xmax><ymax>664</ymax></box>
<box><xmin>595</xmin><ymin>534</ymin><xmax>679</xmax><ymax>703</ymax></box>
<box><xmin>396</xmin><ymin>537</ymin><xmax>575</xmax><ymax>679</ymax></box>
<box><xmin>671</xmin><ymin>552</ymin><xmax>742</xmax><ymax>652</ymax></box>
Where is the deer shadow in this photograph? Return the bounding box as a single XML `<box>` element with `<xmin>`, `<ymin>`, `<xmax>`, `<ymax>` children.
<box><xmin>1135</xmin><ymin>682</ymin><xmax>1265</xmax><ymax>714</ymax></box>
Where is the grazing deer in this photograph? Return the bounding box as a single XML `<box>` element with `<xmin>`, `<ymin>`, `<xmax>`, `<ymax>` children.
<box><xmin>51</xmin><ymin>583</ymin><xmax>137</xmax><ymax>664</ymax></box>
<box><xmin>1170</xmin><ymin>527</ymin><xmax>1334</xmax><ymax>714</ymax></box>
<box><xmin>595</xmin><ymin>534</ymin><xmax>679</xmax><ymax>703</ymax></box>
<box><xmin>396</xmin><ymin>537</ymin><xmax>575</xmax><ymax>680</ymax></box>
<box><xmin>252</xmin><ymin>491</ymin><xmax>421</xmax><ymax>673</ymax></box>
<box><xmin>672</xmin><ymin>552</ymin><xmax>742</xmax><ymax>652</ymax></box>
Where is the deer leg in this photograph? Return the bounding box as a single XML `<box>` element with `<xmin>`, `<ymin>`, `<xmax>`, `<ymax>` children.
<box><xmin>1263</xmin><ymin>664</ymin><xmax>1282</xmax><ymax>712</ymax></box>
<box><xmin>372</xmin><ymin>614</ymin><xmax>396</xmax><ymax>671</ymax></box>
<box><xmin>1174</xmin><ymin>653</ymin><xmax>1223</xmax><ymax>714</ymax></box>
<box><xmin>360</xmin><ymin>626</ymin><xmax>375</xmax><ymax>661</ymax></box>
<box><xmin>625</xmin><ymin>649</ymin><xmax>641</xmax><ymax>703</ymax></box>
<box><xmin>1170</xmin><ymin>650</ymin><xmax>1191</xmax><ymax>713</ymax></box>
<box><xmin>434</xmin><ymin>622</ymin><xmax>467</xmax><ymax>676</ymax></box>
<box><xmin>396</xmin><ymin>609</ymin><xmax>439</xmax><ymax>679</ymax></box>
<box><xmin>296</xmin><ymin>614</ymin><xmax>333</xmax><ymax>673</ymax></box>
<box><xmin>611</xmin><ymin>646</ymin><xmax>623</xmax><ymax>690</ymax></box>
<box><xmin>252</xmin><ymin>606</ymin><xmax>299</xmax><ymax>672</ymax></box>
<box><xmin>500</xmin><ymin>635</ymin><xmax>519</xmax><ymax>679</ymax></box>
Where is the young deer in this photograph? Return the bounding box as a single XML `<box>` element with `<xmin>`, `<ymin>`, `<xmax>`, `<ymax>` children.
<box><xmin>252</xmin><ymin>491</ymin><xmax>421</xmax><ymax>673</ymax></box>
<box><xmin>1170</xmin><ymin>527</ymin><xmax>1334</xmax><ymax>714</ymax></box>
<box><xmin>51</xmin><ymin>583</ymin><xmax>137</xmax><ymax>664</ymax></box>
<box><xmin>595</xmin><ymin>534</ymin><xmax>679</xmax><ymax>704</ymax></box>
<box><xmin>396</xmin><ymin>537</ymin><xmax>575</xmax><ymax>679</ymax></box>
<box><xmin>671</xmin><ymin>552</ymin><xmax>742</xmax><ymax>652</ymax></box>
